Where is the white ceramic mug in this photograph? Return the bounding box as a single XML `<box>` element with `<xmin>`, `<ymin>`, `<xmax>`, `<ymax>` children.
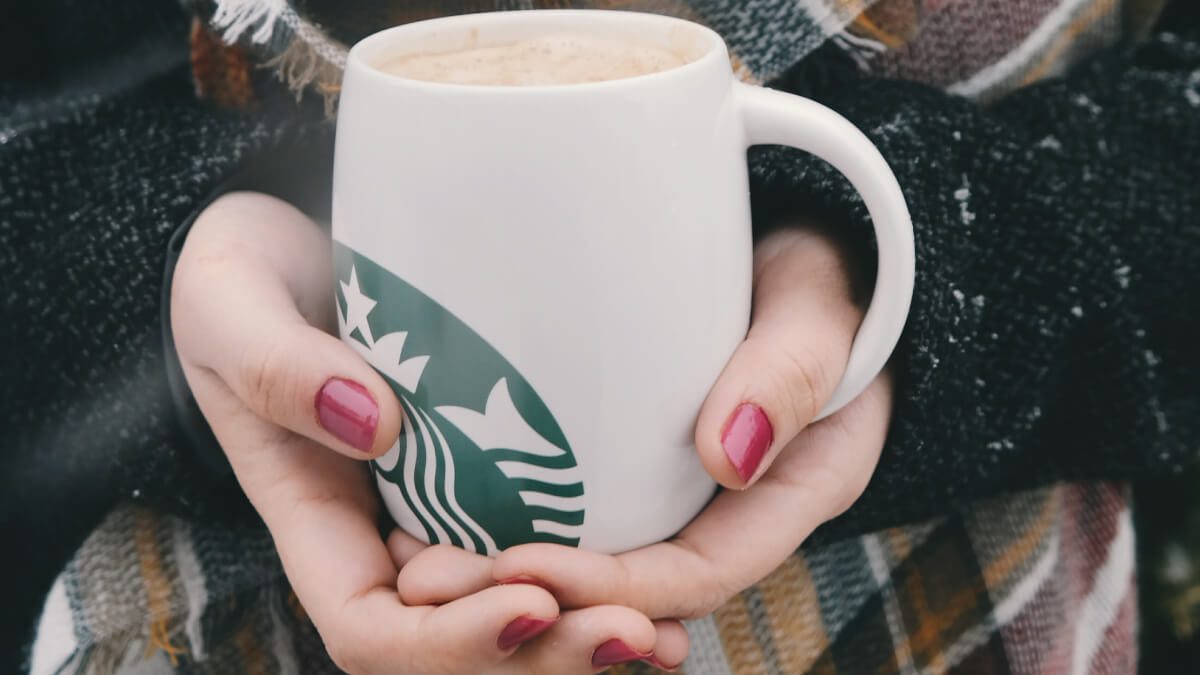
<box><xmin>332</xmin><ymin>10</ymin><xmax>914</xmax><ymax>555</ymax></box>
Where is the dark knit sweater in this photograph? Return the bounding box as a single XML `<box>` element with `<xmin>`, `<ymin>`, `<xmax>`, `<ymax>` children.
<box><xmin>2</xmin><ymin>0</ymin><xmax>1198</xmax><ymax>667</ymax></box>
<box><xmin>769</xmin><ymin>24</ymin><xmax>1200</xmax><ymax>542</ymax></box>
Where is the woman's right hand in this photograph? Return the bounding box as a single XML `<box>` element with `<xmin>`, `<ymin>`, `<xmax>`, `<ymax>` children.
<box><xmin>170</xmin><ymin>191</ymin><xmax>688</xmax><ymax>674</ymax></box>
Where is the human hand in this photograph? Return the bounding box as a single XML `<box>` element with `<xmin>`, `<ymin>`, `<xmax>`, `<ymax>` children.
<box><xmin>479</xmin><ymin>226</ymin><xmax>893</xmax><ymax>621</ymax></box>
<box><xmin>171</xmin><ymin>192</ymin><xmax>687</xmax><ymax>673</ymax></box>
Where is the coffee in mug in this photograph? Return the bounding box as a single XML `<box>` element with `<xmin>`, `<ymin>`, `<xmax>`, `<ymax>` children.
<box><xmin>382</xmin><ymin>33</ymin><xmax>691</xmax><ymax>86</ymax></box>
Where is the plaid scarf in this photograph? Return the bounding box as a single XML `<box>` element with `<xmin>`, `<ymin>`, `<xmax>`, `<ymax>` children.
<box><xmin>183</xmin><ymin>0</ymin><xmax>1165</xmax><ymax>110</ymax></box>
<box><xmin>30</xmin><ymin>483</ymin><xmax>1136</xmax><ymax>674</ymax></box>
<box><xmin>31</xmin><ymin>0</ymin><xmax>1171</xmax><ymax>673</ymax></box>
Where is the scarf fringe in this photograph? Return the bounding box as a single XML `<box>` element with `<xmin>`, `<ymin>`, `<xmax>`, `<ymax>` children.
<box><xmin>208</xmin><ymin>0</ymin><xmax>349</xmax><ymax>115</ymax></box>
<box><xmin>264</xmin><ymin>37</ymin><xmax>345</xmax><ymax>116</ymax></box>
<box><xmin>211</xmin><ymin>0</ymin><xmax>287</xmax><ymax>44</ymax></box>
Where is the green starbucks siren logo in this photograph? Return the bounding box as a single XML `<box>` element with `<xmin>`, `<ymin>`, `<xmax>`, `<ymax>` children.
<box><xmin>334</xmin><ymin>243</ymin><xmax>584</xmax><ymax>554</ymax></box>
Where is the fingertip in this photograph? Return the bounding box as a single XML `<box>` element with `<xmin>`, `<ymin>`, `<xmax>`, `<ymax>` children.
<box><xmin>492</xmin><ymin>543</ymin><xmax>574</xmax><ymax>577</ymax></box>
<box><xmin>509</xmin><ymin>604</ymin><xmax>659</xmax><ymax>673</ymax></box>
<box><xmin>695</xmin><ymin>347</ymin><xmax>772</xmax><ymax>490</ymax></box>
<box><xmin>366</xmin><ymin>384</ymin><xmax>403</xmax><ymax>458</ymax></box>
<box><xmin>589</xmin><ymin>609</ymin><xmax>659</xmax><ymax>664</ymax></box>
<box><xmin>490</xmin><ymin>583</ymin><xmax>560</xmax><ymax>623</ymax></box>
<box><xmin>719</xmin><ymin>402</ymin><xmax>775</xmax><ymax>486</ymax></box>
<box><xmin>492</xmin><ymin>543</ymin><xmax>606</xmax><ymax>594</ymax></box>
<box><xmin>385</xmin><ymin>528</ymin><xmax>426</xmax><ymax>568</ymax></box>
<box><xmin>395</xmin><ymin>584</ymin><xmax>561</xmax><ymax>673</ymax></box>
<box><xmin>311</xmin><ymin>331</ymin><xmax>404</xmax><ymax>460</ymax></box>
<box><xmin>314</xmin><ymin>376</ymin><xmax>383</xmax><ymax>456</ymax></box>
<box><xmin>396</xmin><ymin>543</ymin><xmax>494</xmax><ymax>606</ymax></box>
<box><xmin>695</xmin><ymin>403</ymin><xmax>757</xmax><ymax>490</ymax></box>
<box><xmin>648</xmin><ymin>620</ymin><xmax>689</xmax><ymax>672</ymax></box>
<box><xmin>697</xmin><ymin>431</ymin><xmax>751</xmax><ymax>490</ymax></box>
<box><xmin>437</xmin><ymin>583</ymin><xmax>561</xmax><ymax>650</ymax></box>
<box><xmin>328</xmin><ymin>353</ymin><xmax>403</xmax><ymax>460</ymax></box>
<box><xmin>497</xmin><ymin>615</ymin><xmax>559</xmax><ymax>652</ymax></box>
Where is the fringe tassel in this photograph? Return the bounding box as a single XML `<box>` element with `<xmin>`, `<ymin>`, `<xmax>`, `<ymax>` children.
<box><xmin>263</xmin><ymin>37</ymin><xmax>345</xmax><ymax>116</ymax></box>
<box><xmin>211</xmin><ymin>0</ymin><xmax>287</xmax><ymax>44</ymax></box>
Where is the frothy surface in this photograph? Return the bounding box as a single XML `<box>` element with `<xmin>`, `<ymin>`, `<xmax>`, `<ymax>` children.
<box><xmin>382</xmin><ymin>33</ymin><xmax>691</xmax><ymax>86</ymax></box>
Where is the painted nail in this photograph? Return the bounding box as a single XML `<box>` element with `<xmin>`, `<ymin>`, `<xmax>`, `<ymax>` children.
<box><xmin>315</xmin><ymin>378</ymin><xmax>379</xmax><ymax>452</ymax></box>
<box><xmin>591</xmin><ymin>639</ymin><xmax>652</xmax><ymax>667</ymax></box>
<box><xmin>644</xmin><ymin>654</ymin><xmax>681</xmax><ymax>672</ymax></box>
<box><xmin>721</xmin><ymin>403</ymin><xmax>774</xmax><ymax>483</ymax></box>
<box><xmin>497</xmin><ymin>616</ymin><xmax>557</xmax><ymax>651</ymax></box>
<box><xmin>497</xmin><ymin>576</ymin><xmax>555</xmax><ymax>593</ymax></box>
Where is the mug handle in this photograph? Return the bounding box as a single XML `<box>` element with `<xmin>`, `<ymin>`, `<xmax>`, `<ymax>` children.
<box><xmin>736</xmin><ymin>83</ymin><xmax>916</xmax><ymax>420</ymax></box>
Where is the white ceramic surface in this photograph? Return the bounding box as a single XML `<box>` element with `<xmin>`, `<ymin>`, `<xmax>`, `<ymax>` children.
<box><xmin>332</xmin><ymin>10</ymin><xmax>914</xmax><ymax>555</ymax></box>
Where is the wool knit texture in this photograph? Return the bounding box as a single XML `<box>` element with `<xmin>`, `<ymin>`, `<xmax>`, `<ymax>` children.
<box><xmin>3</xmin><ymin>0</ymin><xmax>1199</xmax><ymax>668</ymax></box>
<box><xmin>0</xmin><ymin>4</ymin><xmax>329</xmax><ymax>664</ymax></box>
<box><xmin>761</xmin><ymin>28</ymin><xmax>1200</xmax><ymax>542</ymax></box>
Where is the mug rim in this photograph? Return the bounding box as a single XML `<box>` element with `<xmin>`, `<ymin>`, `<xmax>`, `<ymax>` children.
<box><xmin>345</xmin><ymin>9</ymin><xmax>728</xmax><ymax>94</ymax></box>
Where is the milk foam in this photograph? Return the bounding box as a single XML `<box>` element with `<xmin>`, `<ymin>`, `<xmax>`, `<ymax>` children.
<box><xmin>383</xmin><ymin>33</ymin><xmax>691</xmax><ymax>86</ymax></box>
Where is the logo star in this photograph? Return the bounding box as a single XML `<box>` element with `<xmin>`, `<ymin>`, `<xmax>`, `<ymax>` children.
<box><xmin>341</xmin><ymin>265</ymin><xmax>377</xmax><ymax>347</ymax></box>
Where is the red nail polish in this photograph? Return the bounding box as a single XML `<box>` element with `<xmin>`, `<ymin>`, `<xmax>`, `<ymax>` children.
<box><xmin>497</xmin><ymin>576</ymin><xmax>555</xmax><ymax>593</ymax></box>
<box><xmin>644</xmin><ymin>654</ymin><xmax>681</xmax><ymax>672</ymax></box>
<box><xmin>591</xmin><ymin>639</ymin><xmax>652</xmax><ymax>667</ymax></box>
<box><xmin>721</xmin><ymin>403</ymin><xmax>774</xmax><ymax>483</ymax></box>
<box><xmin>497</xmin><ymin>616</ymin><xmax>557</xmax><ymax>651</ymax></box>
<box><xmin>315</xmin><ymin>378</ymin><xmax>379</xmax><ymax>452</ymax></box>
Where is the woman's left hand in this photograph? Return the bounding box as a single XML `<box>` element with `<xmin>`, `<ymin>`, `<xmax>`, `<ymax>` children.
<box><xmin>400</xmin><ymin>225</ymin><xmax>894</xmax><ymax>624</ymax></box>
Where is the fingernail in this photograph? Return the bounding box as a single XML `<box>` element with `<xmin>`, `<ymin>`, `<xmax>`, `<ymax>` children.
<box><xmin>497</xmin><ymin>576</ymin><xmax>555</xmax><ymax>593</ymax></box>
<box><xmin>315</xmin><ymin>378</ymin><xmax>379</xmax><ymax>452</ymax></box>
<box><xmin>497</xmin><ymin>616</ymin><xmax>557</xmax><ymax>651</ymax></box>
<box><xmin>591</xmin><ymin>639</ymin><xmax>652</xmax><ymax>667</ymax></box>
<box><xmin>721</xmin><ymin>403</ymin><xmax>774</xmax><ymax>483</ymax></box>
<box><xmin>644</xmin><ymin>654</ymin><xmax>681</xmax><ymax>672</ymax></box>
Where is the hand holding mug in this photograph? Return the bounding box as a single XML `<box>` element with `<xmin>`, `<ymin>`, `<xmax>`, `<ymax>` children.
<box><xmin>485</xmin><ymin>226</ymin><xmax>895</xmax><ymax>624</ymax></box>
<box><xmin>171</xmin><ymin>192</ymin><xmax>689</xmax><ymax>674</ymax></box>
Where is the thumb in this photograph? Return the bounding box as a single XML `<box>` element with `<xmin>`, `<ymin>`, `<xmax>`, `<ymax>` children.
<box><xmin>226</xmin><ymin>318</ymin><xmax>403</xmax><ymax>460</ymax></box>
<box><xmin>172</xmin><ymin>192</ymin><xmax>403</xmax><ymax>460</ymax></box>
<box><xmin>695</xmin><ymin>228</ymin><xmax>864</xmax><ymax>488</ymax></box>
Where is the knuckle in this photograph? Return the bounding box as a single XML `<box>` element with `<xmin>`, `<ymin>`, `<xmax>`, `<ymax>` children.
<box><xmin>171</xmin><ymin>244</ymin><xmax>256</xmax><ymax>356</ymax></box>
<box><xmin>691</xmin><ymin>582</ymin><xmax>736</xmax><ymax>619</ymax></box>
<box><xmin>239</xmin><ymin>334</ymin><xmax>298</xmax><ymax>422</ymax></box>
<box><xmin>682</xmin><ymin>584</ymin><xmax>732</xmax><ymax>620</ymax></box>
<box><xmin>665</xmin><ymin>541</ymin><xmax>735</xmax><ymax>619</ymax></box>
<box><xmin>773</xmin><ymin>342</ymin><xmax>829</xmax><ymax>427</ymax></box>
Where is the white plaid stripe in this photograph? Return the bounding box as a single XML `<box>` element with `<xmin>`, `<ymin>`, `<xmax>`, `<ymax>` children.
<box><xmin>1069</xmin><ymin>508</ymin><xmax>1135</xmax><ymax>675</ymax></box>
<box><xmin>864</xmin><ymin>532</ymin><xmax>921</xmax><ymax>675</ymax></box>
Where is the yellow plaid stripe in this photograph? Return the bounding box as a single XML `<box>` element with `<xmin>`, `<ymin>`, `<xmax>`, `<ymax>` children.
<box><xmin>133</xmin><ymin>508</ymin><xmax>188</xmax><ymax>666</ymax></box>
<box><xmin>704</xmin><ymin>487</ymin><xmax>1064</xmax><ymax>674</ymax></box>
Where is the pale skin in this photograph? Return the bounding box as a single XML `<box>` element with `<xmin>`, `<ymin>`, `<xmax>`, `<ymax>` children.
<box><xmin>172</xmin><ymin>191</ymin><xmax>892</xmax><ymax>673</ymax></box>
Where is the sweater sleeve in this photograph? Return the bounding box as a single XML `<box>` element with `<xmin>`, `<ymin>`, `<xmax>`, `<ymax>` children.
<box><xmin>0</xmin><ymin>53</ymin><xmax>333</xmax><ymax>551</ymax></box>
<box><xmin>750</xmin><ymin>21</ymin><xmax>1200</xmax><ymax>540</ymax></box>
